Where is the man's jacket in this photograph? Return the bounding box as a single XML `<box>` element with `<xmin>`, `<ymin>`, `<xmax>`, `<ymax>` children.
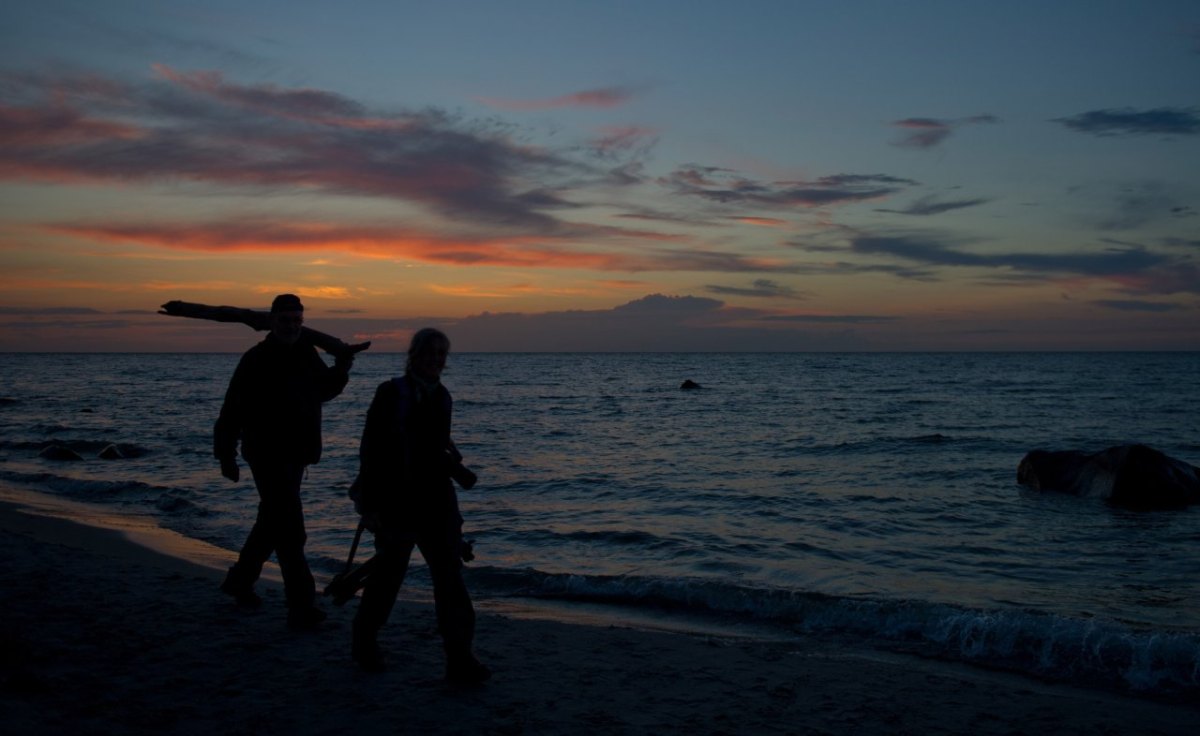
<box><xmin>214</xmin><ymin>333</ymin><xmax>349</xmax><ymax>466</ymax></box>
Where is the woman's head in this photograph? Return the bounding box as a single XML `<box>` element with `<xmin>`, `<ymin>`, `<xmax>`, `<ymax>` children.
<box><xmin>407</xmin><ymin>327</ymin><xmax>450</xmax><ymax>380</ymax></box>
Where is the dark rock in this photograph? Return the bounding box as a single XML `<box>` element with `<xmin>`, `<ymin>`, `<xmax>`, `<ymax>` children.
<box><xmin>680</xmin><ymin>379</ymin><xmax>702</xmax><ymax>390</ymax></box>
<box><xmin>1017</xmin><ymin>444</ymin><xmax>1200</xmax><ymax>510</ymax></box>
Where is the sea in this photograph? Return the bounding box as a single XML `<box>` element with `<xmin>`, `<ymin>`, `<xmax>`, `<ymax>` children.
<box><xmin>1</xmin><ymin>351</ymin><xmax>1198</xmax><ymax>700</ymax></box>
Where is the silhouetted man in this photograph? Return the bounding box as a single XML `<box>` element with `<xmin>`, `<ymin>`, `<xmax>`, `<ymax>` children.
<box><xmin>214</xmin><ymin>293</ymin><xmax>354</xmax><ymax>628</ymax></box>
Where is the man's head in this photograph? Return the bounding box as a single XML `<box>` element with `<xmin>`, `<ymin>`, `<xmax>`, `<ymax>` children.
<box><xmin>269</xmin><ymin>293</ymin><xmax>304</xmax><ymax>345</ymax></box>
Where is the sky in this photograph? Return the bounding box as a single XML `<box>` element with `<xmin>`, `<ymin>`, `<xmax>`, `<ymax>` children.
<box><xmin>1</xmin><ymin>0</ymin><xmax>1198</xmax><ymax>351</ymax></box>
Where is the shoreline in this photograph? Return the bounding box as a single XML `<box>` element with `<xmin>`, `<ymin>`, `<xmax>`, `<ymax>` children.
<box><xmin>1</xmin><ymin>482</ymin><xmax>1197</xmax><ymax>735</ymax></box>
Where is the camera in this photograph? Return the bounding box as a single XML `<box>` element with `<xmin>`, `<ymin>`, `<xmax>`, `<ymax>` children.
<box><xmin>449</xmin><ymin>461</ymin><xmax>477</xmax><ymax>490</ymax></box>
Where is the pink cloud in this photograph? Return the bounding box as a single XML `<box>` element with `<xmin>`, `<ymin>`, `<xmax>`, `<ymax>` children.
<box><xmin>0</xmin><ymin>67</ymin><xmax>603</xmax><ymax>233</ymax></box>
<box><xmin>476</xmin><ymin>86</ymin><xmax>637</xmax><ymax>111</ymax></box>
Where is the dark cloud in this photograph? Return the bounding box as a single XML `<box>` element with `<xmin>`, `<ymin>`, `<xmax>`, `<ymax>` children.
<box><xmin>779</xmin><ymin>239</ymin><xmax>946</xmax><ymax>280</ymax></box>
<box><xmin>1095</xmin><ymin>182</ymin><xmax>1188</xmax><ymax>231</ymax></box>
<box><xmin>891</xmin><ymin>114</ymin><xmax>998</xmax><ymax>149</ymax></box>
<box><xmin>585</xmin><ymin>127</ymin><xmax>658</xmax><ymax>163</ymax></box>
<box><xmin>1053</xmin><ymin>107</ymin><xmax>1200</xmax><ymax>137</ymax></box>
<box><xmin>844</xmin><ymin>232</ymin><xmax>1199</xmax><ymax>295</ymax></box>
<box><xmin>441</xmin><ymin>295</ymin><xmax>881</xmax><ymax>351</ymax></box>
<box><xmin>1162</xmin><ymin>237</ymin><xmax>1200</xmax><ymax>249</ymax></box>
<box><xmin>661</xmin><ymin>166</ymin><xmax>915</xmax><ymax>208</ymax></box>
<box><xmin>610</xmin><ymin>293</ymin><xmax>723</xmax><ymax>314</ymax></box>
<box><xmin>1115</xmin><ymin>261</ymin><xmax>1200</xmax><ymax>296</ymax></box>
<box><xmin>876</xmin><ymin>194</ymin><xmax>990</xmax><ymax>216</ymax></box>
<box><xmin>759</xmin><ymin>314</ymin><xmax>898</xmax><ymax>324</ymax></box>
<box><xmin>0</xmin><ymin>306</ymin><xmax>104</xmax><ymax>315</ymax></box>
<box><xmin>850</xmin><ymin>234</ymin><xmax>1167</xmax><ymax>276</ymax></box>
<box><xmin>705</xmin><ymin>279</ymin><xmax>806</xmax><ymax>299</ymax></box>
<box><xmin>616</xmin><ymin>207</ymin><xmax>722</xmax><ymax>226</ymax></box>
<box><xmin>1093</xmin><ymin>299</ymin><xmax>1185</xmax><ymax>312</ymax></box>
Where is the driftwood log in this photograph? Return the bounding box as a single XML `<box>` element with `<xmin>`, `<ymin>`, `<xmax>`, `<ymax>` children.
<box><xmin>159</xmin><ymin>300</ymin><xmax>371</xmax><ymax>358</ymax></box>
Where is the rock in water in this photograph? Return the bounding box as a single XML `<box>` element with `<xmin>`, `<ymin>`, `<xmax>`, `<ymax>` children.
<box><xmin>1017</xmin><ymin>444</ymin><xmax>1200</xmax><ymax>510</ymax></box>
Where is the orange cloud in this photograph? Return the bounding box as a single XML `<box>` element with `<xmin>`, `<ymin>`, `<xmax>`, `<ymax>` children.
<box><xmin>250</xmin><ymin>284</ymin><xmax>356</xmax><ymax>300</ymax></box>
<box><xmin>140</xmin><ymin>280</ymin><xmax>242</xmax><ymax>291</ymax></box>
<box><xmin>0</xmin><ymin>277</ymin><xmax>118</xmax><ymax>291</ymax></box>
<box><xmin>596</xmin><ymin>279</ymin><xmax>648</xmax><ymax>290</ymax></box>
<box><xmin>729</xmin><ymin>217</ymin><xmax>790</xmax><ymax>227</ymax></box>
<box><xmin>428</xmin><ymin>284</ymin><xmax>517</xmax><ymax>299</ymax></box>
<box><xmin>46</xmin><ymin>218</ymin><xmax>792</xmax><ymax>275</ymax></box>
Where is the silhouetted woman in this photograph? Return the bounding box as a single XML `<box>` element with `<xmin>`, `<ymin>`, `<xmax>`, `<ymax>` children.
<box><xmin>350</xmin><ymin>327</ymin><xmax>489</xmax><ymax>683</ymax></box>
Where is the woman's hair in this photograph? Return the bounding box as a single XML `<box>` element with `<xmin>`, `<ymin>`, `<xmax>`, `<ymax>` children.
<box><xmin>406</xmin><ymin>327</ymin><xmax>450</xmax><ymax>372</ymax></box>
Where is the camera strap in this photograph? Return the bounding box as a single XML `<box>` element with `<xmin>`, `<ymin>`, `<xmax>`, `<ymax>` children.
<box><xmin>341</xmin><ymin>519</ymin><xmax>366</xmax><ymax>574</ymax></box>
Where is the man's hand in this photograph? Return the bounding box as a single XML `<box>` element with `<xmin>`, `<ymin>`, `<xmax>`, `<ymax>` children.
<box><xmin>220</xmin><ymin>456</ymin><xmax>240</xmax><ymax>482</ymax></box>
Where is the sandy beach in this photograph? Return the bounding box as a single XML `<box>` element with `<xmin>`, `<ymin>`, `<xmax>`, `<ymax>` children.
<box><xmin>1</xmin><ymin>482</ymin><xmax>1195</xmax><ymax>736</ymax></box>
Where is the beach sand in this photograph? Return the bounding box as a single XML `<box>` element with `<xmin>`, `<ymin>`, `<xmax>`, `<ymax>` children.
<box><xmin>1</xmin><ymin>483</ymin><xmax>1195</xmax><ymax>736</ymax></box>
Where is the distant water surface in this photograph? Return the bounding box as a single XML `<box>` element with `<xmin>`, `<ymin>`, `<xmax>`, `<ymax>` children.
<box><xmin>1</xmin><ymin>352</ymin><xmax>1198</xmax><ymax>697</ymax></box>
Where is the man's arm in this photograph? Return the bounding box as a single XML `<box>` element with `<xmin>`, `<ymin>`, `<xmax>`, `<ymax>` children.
<box><xmin>312</xmin><ymin>343</ymin><xmax>352</xmax><ymax>402</ymax></box>
<box><xmin>213</xmin><ymin>355</ymin><xmax>249</xmax><ymax>481</ymax></box>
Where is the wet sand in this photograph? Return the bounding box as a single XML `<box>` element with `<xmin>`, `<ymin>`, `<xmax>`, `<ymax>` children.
<box><xmin>1</xmin><ymin>483</ymin><xmax>1195</xmax><ymax>735</ymax></box>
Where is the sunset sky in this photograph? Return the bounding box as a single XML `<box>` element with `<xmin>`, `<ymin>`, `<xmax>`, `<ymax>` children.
<box><xmin>2</xmin><ymin>1</ymin><xmax>1198</xmax><ymax>351</ymax></box>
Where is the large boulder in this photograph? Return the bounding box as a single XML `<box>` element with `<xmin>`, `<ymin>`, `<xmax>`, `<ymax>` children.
<box><xmin>1017</xmin><ymin>444</ymin><xmax>1200</xmax><ymax>510</ymax></box>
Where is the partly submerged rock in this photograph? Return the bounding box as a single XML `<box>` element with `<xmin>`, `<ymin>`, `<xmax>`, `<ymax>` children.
<box><xmin>1017</xmin><ymin>444</ymin><xmax>1200</xmax><ymax>510</ymax></box>
<box><xmin>680</xmin><ymin>379</ymin><xmax>702</xmax><ymax>390</ymax></box>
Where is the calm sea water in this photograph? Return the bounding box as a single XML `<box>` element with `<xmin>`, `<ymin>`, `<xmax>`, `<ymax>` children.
<box><xmin>1</xmin><ymin>351</ymin><xmax>1198</xmax><ymax>697</ymax></box>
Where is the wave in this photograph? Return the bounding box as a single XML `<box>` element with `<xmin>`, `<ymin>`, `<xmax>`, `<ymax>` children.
<box><xmin>1</xmin><ymin>439</ymin><xmax>152</xmax><ymax>459</ymax></box>
<box><xmin>466</xmin><ymin>567</ymin><xmax>1200</xmax><ymax>699</ymax></box>
<box><xmin>800</xmin><ymin>433</ymin><xmax>1010</xmax><ymax>455</ymax></box>
<box><xmin>0</xmin><ymin>468</ymin><xmax>173</xmax><ymax>501</ymax></box>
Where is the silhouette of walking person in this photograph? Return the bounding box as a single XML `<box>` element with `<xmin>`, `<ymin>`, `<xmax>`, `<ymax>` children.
<box><xmin>350</xmin><ymin>327</ymin><xmax>489</xmax><ymax>683</ymax></box>
<box><xmin>214</xmin><ymin>293</ymin><xmax>355</xmax><ymax>629</ymax></box>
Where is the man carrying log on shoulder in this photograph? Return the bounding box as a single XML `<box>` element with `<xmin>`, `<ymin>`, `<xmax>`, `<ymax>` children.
<box><xmin>213</xmin><ymin>293</ymin><xmax>357</xmax><ymax>629</ymax></box>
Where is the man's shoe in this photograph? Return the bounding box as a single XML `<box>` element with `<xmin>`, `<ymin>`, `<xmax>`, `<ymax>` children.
<box><xmin>219</xmin><ymin>578</ymin><xmax>262</xmax><ymax>609</ymax></box>
<box><xmin>445</xmin><ymin>654</ymin><xmax>491</xmax><ymax>685</ymax></box>
<box><xmin>287</xmin><ymin>606</ymin><xmax>327</xmax><ymax>630</ymax></box>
